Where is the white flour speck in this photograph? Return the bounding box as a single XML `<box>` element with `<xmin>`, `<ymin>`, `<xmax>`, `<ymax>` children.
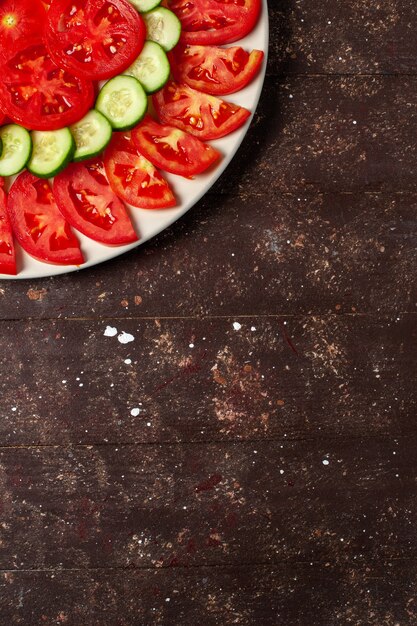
<box><xmin>118</xmin><ymin>331</ymin><xmax>135</xmax><ymax>344</ymax></box>
<box><xmin>11</xmin><ymin>407</ymin><xmax>16</xmax><ymax>412</ymax></box>
<box><xmin>322</xmin><ymin>459</ymin><xmax>330</xmax><ymax>466</ymax></box>
<box><xmin>233</xmin><ymin>322</ymin><xmax>242</xmax><ymax>331</ymax></box>
<box><xmin>131</xmin><ymin>408</ymin><xmax>141</xmax><ymax>417</ymax></box>
<box><xmin>251</xmin><ymin>326</ymin><xmax>256</xmax><ymax>332</ymax></box>
<box><xmin>189</xmin><ymin>343</ymin><xmax>194</xmax><ymax>348</ymax></box>
<box><xmin>104</xmin><ymin>326</ymin><xmax>118</xmax><ymax>337</ymax></box>
<box><xmin>124</xmin><ymin>358</ymin><xmax>132</xmax><ymax>365</ymax></box>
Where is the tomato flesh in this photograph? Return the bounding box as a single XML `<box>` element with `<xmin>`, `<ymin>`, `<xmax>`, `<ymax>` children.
<box><xmin>7</xmin><ymin>172</ymin><xmax>84</xmax><ymax>265</ymax></box>
<box><xmin>153</xmin><ymin>81</ymin><xmax>250</xmax><ymax>141</ymax></box>
<box><xmin>0</xmin><ymin>180</ymin><xmax>17</xmax><ymax>275</ymax></box>
<box><xmin>46</xmin><ymin>0</ymin><xmax>146</xmax><ymax>80</ymax></box>
<box><xmin>170</xmin><ymin>44</ymin><xmax>264</xmax><ymax>95</ymax></box>
<box><xmin>0</xmin><ymin>39</ymin><xmax>94</xmax><ymax>131</ymax></box>
<box><xmin>0</xmin><ymin>0</ymin><xmax>47</xmax><ymax>61</ymax></box>
<box><xmin>53</xmin><ymin>159</ymin><xmax>139</xmax><ymax>245</ymax></box>
<box><xmin>132</xmin><ymin>115</ymin><xmax>220</xmax><ymax>178</ymax></box>
<box><xmin>167</xmin><ymin>0</ymin><xmax>261</xmax><ymax>45</ymax></box>
<box><xmin>104</xmin><ymin>132</ymin><xmax>176</xmax><ymax>209</ymax></box>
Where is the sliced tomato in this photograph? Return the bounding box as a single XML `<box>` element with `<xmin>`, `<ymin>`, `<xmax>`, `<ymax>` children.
<box><xmin>46</xmin><ymin>0</ymin><xmax>146</xmax><ymax>80</ymax></box>
<box><xmin>0</xmin><ymin>0</ymin><xmax>46</xmax><ymax>61</ymax></box>
<box><xmin>0</xmin><ymin>180</ymin><xmax>17</xmax><ymax>275</ymax></box>
<box><xmin>7</xmin><ymin>172</ymin><xmax>84</xmax><ymax>265</ymax></box>
<box><xmin>167</xmin><ymin>0</ymin><xmax>261</xmax><ymax>45</ymax></box>
<box><xmin>132</xmin><ymin>115</ymin><xmax>220</xmax><ymax>178</ymax></box>
<box><xmin>153</xmin><ymin>81</ymin><xmax>250</xmax><ymax>141</ymax></box>
<box><xmin>104</xmin><ymin>132</ymin><xmax>176</xmax><ymax>209</ymax></box>
<box><xmin>170</xmin><ymin>44</ymin><xmax>264</xmax><ymax>95</ymax></box>
<box><xmin>53</xmin><ymin>159</ymin><xmax>139</xmax><ymax>245</ymax></box>
<box><xmin>0</xmin><ymin>39</ymin><xmax>94</xmax><ymax>131</ymax></box>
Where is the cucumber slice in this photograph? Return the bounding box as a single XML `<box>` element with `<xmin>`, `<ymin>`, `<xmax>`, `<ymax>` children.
<box><xmin>96</xmin><ymin>75</ymin><xmax>148</xmax><ymax>130</ymax></box>
<box><xmin>0</xmin><ymin>125</ymin><xmax>32</xmax><ymax>177</ymax></box>
<box><xmin>28</xmin><ymin>128</ymin><xmax>75</xmax><ymax>178</ymax></box>
<box><xmin>129</xmin><ymin>0</ymin><xmax>161</xmax><ymax>11</ymax></box>
<box><xmin>70</xmin><ymin>110</ymin><xmax>112</xmax><ymax>162</ymax></box>
<box><xmin>143</xmin><ymin>7</ymin><xmax>181</xmax><ymax>52</ymax></box>
<box><xmin>124</xmin><ymin>41</ymin><xmax>170</xmax><ymax>94</ymax></box>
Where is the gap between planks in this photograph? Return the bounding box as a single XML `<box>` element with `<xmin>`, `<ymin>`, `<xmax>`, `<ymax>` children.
<box><xmin>1</xmin><ymin>312</ymin><xmax>415</xmax><ymax>323</ymax></box>
<box><xmin>0</xmin><ymin>556</ymin><xmax>415</xmax><ymax>573</ymax></box>
<box><xmin>0</xmin><ymin>430</ymin><xmax>414</xmax><ymax>450</ymax></box>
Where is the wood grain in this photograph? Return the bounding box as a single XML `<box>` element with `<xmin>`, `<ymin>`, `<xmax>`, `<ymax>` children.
<box><xmin>268</xmin><ymin>0</ymin><xmax>417</xmax><ymax>75</ymax></box>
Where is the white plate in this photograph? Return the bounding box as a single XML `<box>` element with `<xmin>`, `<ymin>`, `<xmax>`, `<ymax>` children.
<box><xmin>3</xmin><ymin>1</ymin><xmax>269</xmax><ymax>280</ymax></box>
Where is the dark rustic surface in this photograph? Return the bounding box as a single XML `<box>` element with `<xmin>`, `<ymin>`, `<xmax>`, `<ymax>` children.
<box><xmin>1</xmin><ymin>1</ymin><xmax>417</xmax><ymax>624</ymax></box>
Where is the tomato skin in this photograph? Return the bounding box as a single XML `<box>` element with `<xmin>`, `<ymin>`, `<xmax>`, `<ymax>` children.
<box><xmin>53</xmin><ymin>159</ymin><xmax>139</xmax><ymax>245</ymax></box>
<box><xmin>170</xmin><ymin>44</ymin><xmax>264</xmax><ymax>96</ymax></box>
<box><xmin>46</xmin><ymin>0</ymin><xmax>146</xmax><ymax>80</ymax></box>
<box><xmin>0</xmin><ymin>0</ymin><xmax>47</xmax><ymax>62</ymax></box>
<box><xmin>132</xmin><ymin>115</ymin><xmax>220</xmax><ymax>178</ymax></box>
<box><xmin>7</xmin><ymin>172</ymin><xmax>84</xmax><ymax>266</ymax></box>
<box><xmin>104</xmin><ymin>132</ymin><xmax>176</xmax><ymax>210</ymax></box>
<box><xmin>0</xmin><ymin>39</ymin><xmax>94</xmax><ymax>131</ymax></box>
<box><xmin>0</xmin><ymin>181</ymin><xmax>17</xmax><ymax>275</ymax></box>
<box><xmin>167</xmin><ymin>0</ymin><xmax>261</xmax><ymax>45</ymax></box>
<box><xmin>153</xmin><ymin>81</ymin><xmax>251</xmax><ymax>141</ymax></box>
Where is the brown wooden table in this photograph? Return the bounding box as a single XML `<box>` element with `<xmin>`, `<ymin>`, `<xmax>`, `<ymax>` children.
<box><xmin>1</xmin><ymin>1</ymin><xmax>416</xmax><ymax>623</ymax></box>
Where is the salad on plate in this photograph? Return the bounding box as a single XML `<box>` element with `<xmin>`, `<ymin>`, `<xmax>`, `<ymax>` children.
<box><xmin>0</xmin><ymin>0</ymin><xmax>264</xmax><ymax>274</ymax></box>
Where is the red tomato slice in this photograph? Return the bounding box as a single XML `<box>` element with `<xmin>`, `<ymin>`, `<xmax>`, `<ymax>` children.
<box><xmin>46</xmin><ymin>0</ymin><xmax>146</xmax><ymax>80</ymax></box>
<box><xmin>0</xmin><ymin>181</ymin><xmax>17</xmax><ymax>275</ymax></box>
<box><xmin>170</xmin><ymin>44</ymin><xmax>264</xmax><ymax>95</ymax></box>
<box><xmin>53</xmin><ymin>159</ymin><xmax>139</xmax><ymax>245</ymax></box>
<box><xmin>132</xmin><ymin>115</ymin><xmax>220</xmax><ymax>178</ymax></box>
<box><xmin>7</xmin><ymin>172</ymin><xmax>84</xmax><ymax>266</ymax></box>
<box><xmin>153</xmin><ymin>81</ymin><xmax>251</xmax><ymax>141</ymax></box>
<box><xmin>0</xmin><ymin>0</ymin><xmax>46</xmax><ymax>62</ymax></box>
<box><xmin>104</xmin><ymin>132</ymin><xmax>176</xmax><ymax>209</ymax></box>
<box><xmin>0</xmin><ymin>39</ymin><xmax>94</xmax><ymax>131</ymax></box>
<box><xmin>167</xmin><ymin>0</ymin><xmax>261</xmax><ymax>45</ymax></box>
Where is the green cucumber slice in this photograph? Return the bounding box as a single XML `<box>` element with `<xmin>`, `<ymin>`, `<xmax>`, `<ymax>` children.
<box><xmin>0</xmin><ymin>125</ymin><xmax>32</xmax><ymax>177</ymax></box>
<box><xmin>129</xmin><ymin>0</ymin><xmax>161</xmax><ymax>11</ymax></box>
<box><xmin>28</xmin><ymin>128</ymin><xmax>75</xmax><ymax>178</ymax></box>
<box><xmin>96</xmin><ymin>75</ymin><xmax>148</xmax><ymax>130</ymax></box>
<box><xmin>70</xmin><ymin>110</ymin><xmax>113</xmax><ymax>162</ymax></box>
<box><xmin>124</xmin><ymin>41</ymin><xmax>170</xmax><ymax>94</ymax></box>
<box><xmin>143</xmin><ymin>7</ymin><xmax>181</xmax><ymax>52</ymax></box>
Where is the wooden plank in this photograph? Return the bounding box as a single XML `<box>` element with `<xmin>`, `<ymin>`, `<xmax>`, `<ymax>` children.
<box><xmin>0</xmin><ymin>315</ymin><xmax>414</xmax><ymax>444</ymax></box>
<box><xmin>268</xmin><ymin>0</ymin><xmax>417</xmax><ymax>76</ymax></box>
<box><xmin>1</xmin><ymin>560</ymin><xmax>416</xmax><ymax>625</ymax></box>
<box><xmin>0</xmin><ymin>435</ymin><xmax>414</xmax><ymax>570</ymax></box>
<box><xmin>0</xmin><ymin>188</ymin><xmax>416</xmax><ymax>320</ymax></box>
